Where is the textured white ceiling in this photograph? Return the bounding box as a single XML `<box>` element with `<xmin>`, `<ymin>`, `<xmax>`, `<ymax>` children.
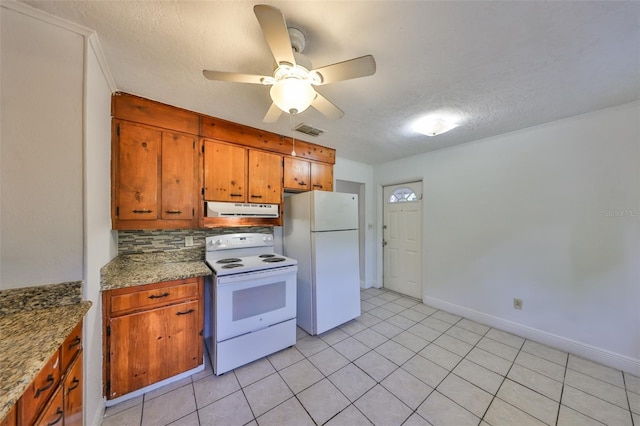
<box><xmin>22</xmin><ymin>0</ymin><xmax>640</xmax><ymax>164</ymax></box>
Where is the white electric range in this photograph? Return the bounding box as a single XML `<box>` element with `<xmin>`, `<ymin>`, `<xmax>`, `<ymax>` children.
<box><xmin>204</xmin><ymin>233</ymin><xmax>298</xmax><ymax>375</ymax></box>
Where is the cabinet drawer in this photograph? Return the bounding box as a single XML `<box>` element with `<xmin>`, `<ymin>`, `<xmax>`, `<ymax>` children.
<box><xmin>33</xmin><ymin>385</ymin><xmax>63</xmax><ymax>426</ymax></box>
<box><xmin>110</xmin><ymin>279</ymin><xmax>199</xmax><ymax>316</ymax></box>
<box><xmin>61</xmin><ymin>321</ymin><xmax>82</xmax><ymax>373</ymax></box>
<box><xmin>19</xmin><ymin>350</ymin><xmax>61</xmax><ymax>425</ymax></box>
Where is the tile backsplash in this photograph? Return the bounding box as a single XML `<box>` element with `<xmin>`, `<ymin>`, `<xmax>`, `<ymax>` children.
<box><xmin>118</xmin><ymin>227</ymin><xmax>274</xmax><ymax>255</ymax></box>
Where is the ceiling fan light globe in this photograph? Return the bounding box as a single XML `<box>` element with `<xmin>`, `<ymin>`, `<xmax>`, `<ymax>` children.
<box><xmin>270</xmin><ymin>77</ymin><xmax>315</xmax><ymax>114</ymax></box>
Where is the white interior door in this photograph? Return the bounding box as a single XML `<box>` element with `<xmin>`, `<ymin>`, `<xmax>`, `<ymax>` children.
<box><xmin>383</xmin><ymin>182</ymin><xmax>423</xmax><ymax>299</ymax></box>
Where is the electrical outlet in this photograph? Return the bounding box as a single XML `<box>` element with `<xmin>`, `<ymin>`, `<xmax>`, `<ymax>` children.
<box><xmin>513</xmin><ymin>298</ymin><xmax>523</xmax><ymax>310</ymax></box>
<box><xmin>185</xmin><ymin>236</ymin><xmax>194</xmax><ymax>247</ymax></box>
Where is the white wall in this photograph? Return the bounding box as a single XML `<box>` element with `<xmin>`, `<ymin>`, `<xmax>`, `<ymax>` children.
<box><xmin>0</xmin><ymin>5</ymin><xmax>84</xmax><ymax>288</ymax></box>
<box><xmin>375</xmin><ymin>102</ymin><xmax>640</xmax><ymax>374</ymax></box>
<box><xmin>84</xmin><ymin>35</ymin><xmax>118</xmax><ymax>426</ymax></box>
<box><xmin>1</xmin><ymin>3</ymin><xmax>117</xmax><ymax>422</ymax></box>
<box><xmin>334</xmin><ymin>158</ymin><xmax>377</xmax><ymax>288</ymax></box>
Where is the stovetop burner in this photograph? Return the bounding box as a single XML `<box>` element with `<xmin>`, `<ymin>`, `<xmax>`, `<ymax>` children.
<box><xmin>217</xmin><ymin>258</ymin><xmax>242</xmax><ymax>264</ymax></box>
<box><xmin>205</xmin><ymin>233</ymin><xmax>297</xmax><ymax>276</ymax></box>
<box><xmin>221</xmin><ymin>263</ymin><xmax>244</xmax><ymax>269</ymax></box>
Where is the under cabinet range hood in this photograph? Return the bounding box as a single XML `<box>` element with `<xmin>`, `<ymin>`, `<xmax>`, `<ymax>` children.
<box><xmin>206</xmin><ymin>202</ymin><xmax>279</xmax><ymax>218</ymax></box>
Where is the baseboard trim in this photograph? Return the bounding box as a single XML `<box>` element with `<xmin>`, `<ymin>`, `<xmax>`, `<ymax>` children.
<box><xmin>104</xmin><ymin>362</ymin><xmax>205</xmax><ymax>407</ymax></box>
<box><xmin>422</xmin><ymin>296</ymin><xmax>640</xmax><ymax>376</ymax></box>
<box><xmin>88</xmin><ymin>400</ymin><xmax>105</xmax><ymax>426</ymax></box>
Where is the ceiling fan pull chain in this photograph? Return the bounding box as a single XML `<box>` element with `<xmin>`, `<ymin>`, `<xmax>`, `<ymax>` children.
<box><xmin>290</xmin><ymin>112</ymin><xmax>296</xmax><ymax>157</ymax></box>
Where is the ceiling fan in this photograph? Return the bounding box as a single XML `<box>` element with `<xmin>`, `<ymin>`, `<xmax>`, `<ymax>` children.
<box><xmin>202</xmin><ymin>4</ymin><xmax>376</xmax><ymax>122</ymax></box>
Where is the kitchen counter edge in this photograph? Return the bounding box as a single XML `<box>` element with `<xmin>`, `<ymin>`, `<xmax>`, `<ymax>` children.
<box><xmin>0</xmin><ymin>300</ymin><xmax>92</xmax><ymax>420</ymax></box>
<box><xmin>100</xmin><ymin>252</ymin><xmax>212</xmax><ymax>292</ymax></box>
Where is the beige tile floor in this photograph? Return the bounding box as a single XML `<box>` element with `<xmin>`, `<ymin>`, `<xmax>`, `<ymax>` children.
<box><xmin>102</xmin><ymin>288</ymin><xmax>639</xmax><ymax>426</ymax></box>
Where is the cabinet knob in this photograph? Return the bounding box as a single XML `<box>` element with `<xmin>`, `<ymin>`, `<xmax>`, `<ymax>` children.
<box><xmin>132</xmin><ymin>209</ymin><xmax>153</xmax><ymax>214</ymax></box>
<box><xmin>165</xmin><ymin>210</ymin><xmax>182</xmax><ymax>214</ymax></box>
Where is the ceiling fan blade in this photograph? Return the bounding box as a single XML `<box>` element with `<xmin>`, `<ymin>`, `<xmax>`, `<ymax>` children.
<box><xmin>311</xmin><ymin>91</ymin><xmax>344</xmax><ymax>120</ymax></box>
<box><xmin>263</xmin><ymin>103</ymin><xmax>282</xmax><ymax>123</ymax></box>
<box><xmin>312</xmin><ymin>55</ymin><xmax>376</xmax><ymax>85</ymax></box>
<box><xmin>202</xmin><ymin>70</ymin><xmax>269</xmax><ymax>84</ymax></box>
<box><xmin>254</xmin><ymin>5</ymin><xmax>296</xmax><ymax>66</ymax></box>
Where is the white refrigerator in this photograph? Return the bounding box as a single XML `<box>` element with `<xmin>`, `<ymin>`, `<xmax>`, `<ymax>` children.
<box><xmin>284</xmin><ymin>191</ymin><xmax>361</xmax><ymax>335</ymax></box>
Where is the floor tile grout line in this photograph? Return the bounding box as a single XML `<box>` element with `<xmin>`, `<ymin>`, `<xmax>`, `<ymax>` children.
<box><xmin>623</xmin><ymin>373</ymin><xmax>637</xmax><ymax>426</ymax></box>
<box><xmin>477</xmin><ymin>333</ymin><xmax>526</xmax><ymax>425</ymax></box>
<box><xmin>121</xmin><ymin>287</ymin><xmax>636</xmax><ymax>426</ymax></box>
<box><xmin>317</xmin><ymin>291</ymin><xmax>443</xmax><ymax>424</ymax></box>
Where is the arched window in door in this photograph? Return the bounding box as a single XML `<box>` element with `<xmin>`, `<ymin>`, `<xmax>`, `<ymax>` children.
<box><xmin>388</xmin><ymin>187</ymin><xmax>418</xmax><ymax>203</ymax></box>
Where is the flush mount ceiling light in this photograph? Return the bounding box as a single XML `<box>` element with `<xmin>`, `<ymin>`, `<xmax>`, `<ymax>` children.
<box><xmin>412</xmin><ymin>114</ymin><xmax>462</xmax><ymax>137</ymax></box>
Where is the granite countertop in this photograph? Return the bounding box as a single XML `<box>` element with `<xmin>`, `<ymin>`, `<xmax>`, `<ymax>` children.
<box><xmin>100</xmin><ymin>249</ymin><xmax>212</xmax><ymax>291</ymax></box>
<box><xmin>0</xmin><ymin>281</ymin><xmax>92</xmax><ymax>420</ymax></box>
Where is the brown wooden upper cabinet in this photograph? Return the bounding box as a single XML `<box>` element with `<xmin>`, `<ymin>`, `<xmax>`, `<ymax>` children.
<box><xmin>203</xmin><ymin>139</ymin><xmax>283</xmax><ymax>205</ymax></box>
<box><xmin>284</xmin><ymin>157</ymin><xmax>310</xmax><ymax>191</ymax></box>
<box><xmin>203</xmin><ymin>140</ymin><xmax>246</xmax><ymax>202</ymax></box>
<box><xmin>112</xmin><ymin>120</ymin><xmax>198</xmax><ymax>230</ymax></box>
<box><xmin>310</xmin><ymin>161</ymin><xmax>334</xmax><ymax>192</ymax></box>
<box><xmin>284</xmin><ymin>157</ymin><xmax>333</xmax><ymax>192</ymax></box>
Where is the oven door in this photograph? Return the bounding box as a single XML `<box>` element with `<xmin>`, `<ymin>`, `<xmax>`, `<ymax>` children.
<box><xmin>215</xmin><ymin>265</ymin><xmax>297</xmax><ymax>341</ymax></box>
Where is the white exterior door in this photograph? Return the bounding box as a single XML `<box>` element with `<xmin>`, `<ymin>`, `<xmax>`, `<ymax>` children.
<box><xmin>383</xmin><ymin>182</ymin><xmax>423</xmax><ymax>299</ymax></box>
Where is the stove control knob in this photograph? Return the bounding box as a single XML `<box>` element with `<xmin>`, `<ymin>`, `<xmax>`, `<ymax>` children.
<box><xmin>263</xmin><ymin>235</ymin><xmax>273</xmax><ymax>242</ymax></box>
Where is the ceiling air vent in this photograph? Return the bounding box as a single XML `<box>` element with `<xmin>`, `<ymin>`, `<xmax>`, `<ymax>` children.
<box><xmin>295</xmin><ymin>123</ymin><xmax>325</xmax><ymax>137</ymax></box>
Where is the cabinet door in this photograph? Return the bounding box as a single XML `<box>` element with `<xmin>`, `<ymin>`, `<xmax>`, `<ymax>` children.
<box><xmin>248</xmin><ymin>150</ymin><xmax>283</xmax><ymax>204</ymax></box>
<box><xmin>64</xmin><ymin>352</ymin><xmax>83</xmax><ymax>426</ymax></box>
<box><xmin>203</xmin><ymin>140</ymin><xmax>247</xmax><ymax>202</ymax></box>
<box><xmin>108</xmin><ymin>301</ymin><xmax>201</xmax><ymax>398</ymax></box>
<box><xmin>0</xmin><ymin>404</ymin><xmax>16</xmax><ymax>426</ymax></box>
<box><xmin>283</xmin><ymin>157</ymin><xmax>310</xmax><ymax>191</ymax></box>
<box><xmin>116</xmin><ymin>122</ymin><xmax>160</xmax><ymax>220</ymax></box>
<box><xmin>311</xmin><ymin>162</ymin><xmax>333</xmax><ymax>192</ymax></box>
<box><xmin>33</xmin><ymin>386</ymin><xmax>63</xmax><ymax>426</ymax></box>
<box><xmin>161</xmin><ymin>132</ymin><xmax>196</xmax><ymax>220</ymax></box>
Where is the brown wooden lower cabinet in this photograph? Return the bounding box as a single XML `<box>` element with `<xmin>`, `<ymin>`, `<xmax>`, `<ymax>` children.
<box><xmin>0</xmin><ymin>405</ymin><xmax>16</xmax><ymax>426</ymax></box>
<box><xmin>103</xmin><ymin>277</ymin><xmax>204</xmax><ymax>400</ymax></box>
<box><xmin>34</xmin><ymin>386</ymin><xmax>63</xmax><ymax>426</ymax></box>
<box><xmin>63</xmin><ymin>354</ymin><xmax>83</xmax><ymax>426</ymax></box>
<box><xmin>1</xmin><ymin>320</ymin><xmax>84</xmax><ymax>426</ymax></box>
